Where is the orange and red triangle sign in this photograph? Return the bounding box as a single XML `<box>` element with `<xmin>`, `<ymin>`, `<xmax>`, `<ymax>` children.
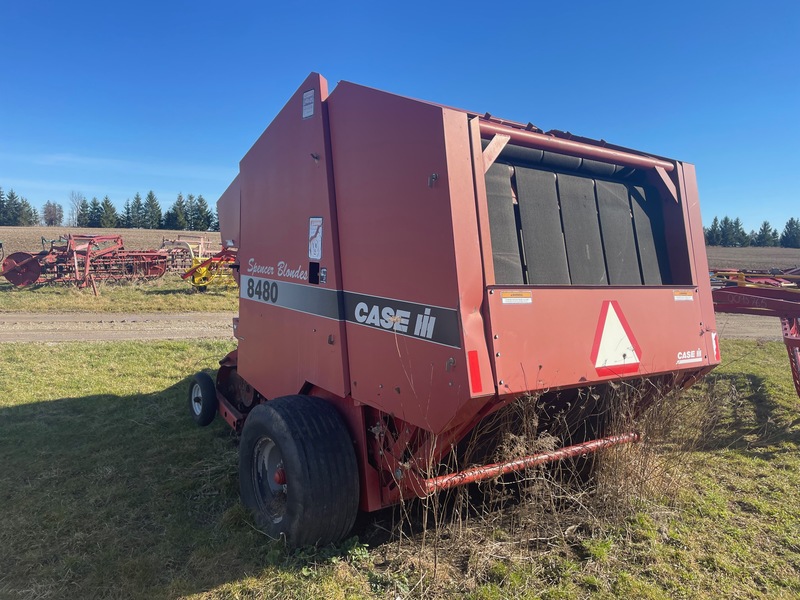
<box><xmin>590</xmin><ymin>300</ymin><xmax>641</xmax><ymax>376</ymax></box>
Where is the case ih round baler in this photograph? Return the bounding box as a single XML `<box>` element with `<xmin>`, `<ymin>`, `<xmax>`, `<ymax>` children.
<box><xmin>189</xmin><ymin>73</ymin><xmax>720</xmax><ymax>547</ymax></box>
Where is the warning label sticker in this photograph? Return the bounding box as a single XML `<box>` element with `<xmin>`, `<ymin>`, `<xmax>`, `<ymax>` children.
<box><xmin>501</xmin><ymin>291</ymin><xmax>532</xmax><ymax>304</ymax></box>
<box><xmin>673</xmin><ymin>290</ymin><xmax>694</xmax><ymax>302</ymax></box>
<box><xmin>302</xmin><ymin>89</ymin><xmax>315</xmax><ymax>119</ymax></box>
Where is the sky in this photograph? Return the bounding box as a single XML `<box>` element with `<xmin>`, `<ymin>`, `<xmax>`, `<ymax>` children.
<box><xmin>0</xmin><ymin>0</ymin><xmax>798</xmax><ymax>232</ymax></box>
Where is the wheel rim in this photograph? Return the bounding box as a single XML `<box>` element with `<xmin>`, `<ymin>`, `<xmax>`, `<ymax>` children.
<box><xmin>2</xmin><ymin>252</ymin><xmax>41</xmax><ymax>287</ymax></box>
<box><xmin>252</xmin><ymin>437</ymin><xmax>287</xmax><ymax>524</ymax></box>
<box><xmin>190</xmin><ymin>382</ymin><xmax>203</xmax><ymax>416</ymax></box>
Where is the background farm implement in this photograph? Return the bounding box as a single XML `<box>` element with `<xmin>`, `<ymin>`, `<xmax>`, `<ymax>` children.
<box><xmin>712</xmin><ymin>268</ymin><xmax>800</xmax><ymax>399</ymax></box>
<box><xmin>179</xmin><ymin>248</ymin><xmax>237</xmax><ymax>291</ymax></box>
<box><xmin>0</xmin><ymin>233</ymin><xmax>167</xmax><ymax>289</ymax></box>
<box><xmin>160</xmin><ymin>235</ymin><xmax>237</xmax><ymax>290</ymax></box>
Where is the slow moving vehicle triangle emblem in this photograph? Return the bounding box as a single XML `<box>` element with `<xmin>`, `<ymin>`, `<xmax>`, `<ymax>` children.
<box><xmin>590</xmin><ymin>300</ymin><xmax>641</xmax><ymax>376</ymax></box>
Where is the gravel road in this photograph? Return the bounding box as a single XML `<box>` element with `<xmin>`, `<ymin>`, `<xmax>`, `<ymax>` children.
<box><xmin>0</xmin><ymin>311</ymin><xmax>781</xmax><ymax>343</ymax></box>
<box><xmin>0</xmin><ymin>312</ymin><xmax>235</xmax><ymax>342</ymax></box>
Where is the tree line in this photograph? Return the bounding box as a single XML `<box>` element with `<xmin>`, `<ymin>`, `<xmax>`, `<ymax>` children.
<box><xmin>0</xmin><ymin>188</ymin><xmax>40</xmax><ymax>226</ymax></box>
<box><xmin>0</xmin><ymin>186</ymin><xmax>218</xmax><ymax>231</ymax></box>
<box><xmin>705</xmin><ymin>216</ymin><xmax>800</xmax><ymax>248</ymax></box>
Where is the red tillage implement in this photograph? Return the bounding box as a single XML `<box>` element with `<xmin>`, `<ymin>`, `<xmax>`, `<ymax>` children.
<box><xmin>187</xmin><ymin>73</ymin><xmax>720</xmax><ymax>547</ymax></box>
<box><xmin>0</xmin><ymin>234</ymin><xmax>167</xmax><ymax>288</ymax></box>
<box><xmin>712</xmin><ymin>269</ymin><xmax>800</xmax><ymax>398</ymax></box>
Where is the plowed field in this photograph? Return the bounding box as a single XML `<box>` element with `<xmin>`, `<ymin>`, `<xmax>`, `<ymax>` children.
<box><xmin>0</xmin><ymin>225</ymin><xmax>220</xmax><ymax>254</ymax></box>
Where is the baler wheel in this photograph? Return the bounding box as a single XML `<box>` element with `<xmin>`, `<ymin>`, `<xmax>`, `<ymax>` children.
<box><xmin>188</xmin><ymin>372</ymin><xmax>218</xmax><ymax>426</ymax></box>
<box><xmin>239</xmin><ymin>395</ymin><xmax>359</xmax><ymax>548</ymax></box>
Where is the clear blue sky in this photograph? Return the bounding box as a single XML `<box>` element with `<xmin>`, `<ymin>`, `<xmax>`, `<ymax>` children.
<box><xmin>1</xmin><ymin>0</ymin><xmax>797</xmax><ymax>232</ymax></box>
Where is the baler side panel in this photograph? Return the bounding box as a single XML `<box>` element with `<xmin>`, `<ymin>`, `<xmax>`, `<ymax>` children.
<box><xmin>679</xmin><ymin>162</ymin><xmax>719</xmax><ymax>362</ymax></box>
<box><xmin>327</xmin><ymin>83</ymin><xmax>476</xmax><ymax>434</ymax></box>
<box><xmin>237</xmin><ymin>73</ymin><xmax>350</xmax><ymax>400</ymax></box>
<box><xmin>442</xmin><ymin>109</ymin><xmax>495</xmax><ymax>402</ymax></box>
<box><xmin>217</xmin><ymin>174</ymin><xmax>240</xmax><ymax>249</ymax></box>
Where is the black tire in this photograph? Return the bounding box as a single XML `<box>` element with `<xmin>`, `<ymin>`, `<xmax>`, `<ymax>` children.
<box><xmin>239</xmin><ymin>395</ymin><xmax>359</xmax><ymax>548</ymax></box>
<box><xmin>188</xmin><ymin>372</ymin><xmax>218</xmax><ymax>426</ymax></box>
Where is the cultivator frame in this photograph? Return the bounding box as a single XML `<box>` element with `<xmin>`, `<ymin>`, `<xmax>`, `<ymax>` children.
<box><xmin>0</xmin><ymin>234</ymin><xmax>167</xmax><ymax>288</ymax></box>
<box><xmin>712</xmin><ymin>269</ymin><xmax>800</xmax><ymax>398</ymax></box>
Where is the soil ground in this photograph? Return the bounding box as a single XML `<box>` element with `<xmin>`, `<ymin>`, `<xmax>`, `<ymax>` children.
<box><xmin>0</xmin><ymin>225</ymin><xmax>220</xmax><ymax>255</ymax></box>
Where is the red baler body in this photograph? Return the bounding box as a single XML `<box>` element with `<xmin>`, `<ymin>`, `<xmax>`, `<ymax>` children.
<box><xmin>216</xmin><ymin>73</ymin><xmax>718</xmax><ymax>512</ymax></box>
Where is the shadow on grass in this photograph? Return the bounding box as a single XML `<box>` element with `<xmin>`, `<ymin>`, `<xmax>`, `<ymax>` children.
<box><xmin>0</xmin><ymin>376</ymin><xmax>350</xmax><ymax>600</ymax></box>
<box><xmin>699</xmin><ymin>371</ymin><xmax>800</xmax><ymax>458</ymax></box>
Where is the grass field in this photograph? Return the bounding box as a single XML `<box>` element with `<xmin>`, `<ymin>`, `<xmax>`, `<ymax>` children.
<box><xmin>0</xmin><ymin>273</ymin><xmax>238</xmax><ymax>313</ymax></box>
<box><xmin>1</xmin><ymin>339</ymin><xmax>798</xmax><ymax>599</ymax></box>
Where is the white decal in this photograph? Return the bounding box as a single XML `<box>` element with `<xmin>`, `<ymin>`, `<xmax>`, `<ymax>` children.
<box><xmin>246</xmin><ymin>258</ymin><xmax>274</xmax><ymax>275</ymax></box>
<box><xmin>308</xmin><ymin>217</ymin><xmax>323</xmax><ymax>260</ymax></box>
<box><xmin>246</xmin><ymin>258</ymin><xmax>308</xmax><ymax>281</ymax></box>
<box><xmin>676</xmin><ymin>347</ymin><xmax>704</xmax><ymax>365</ymax></box>
<box><xmin>277</xmin><ymin>261</ymin><xmax>308</xmax><ymax>281</ymax></box>
<box><xmin>302</xmin><ymin>89</ymin><xmax>315</xmax><ymax>119</ymax></box>
<box><xmin>413</xmin><ymin>308</ymin><xmax>437</xmax><ymax>339</ymax></box>
<box><xmin>354</xmin><ymin>302</ymin><xmax>411</xmax><ymax>333</ymax></box>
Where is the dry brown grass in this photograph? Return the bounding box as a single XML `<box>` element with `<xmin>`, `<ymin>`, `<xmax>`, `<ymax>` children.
<box><xmin>358</xmin><ymin>380</ymin><xmax>722</xmax><ymax>597</ymax></box>
<box><xmin>0</xmin><ymin>225</ymin><xmax>221</xmax><ymax>255</ymax></box>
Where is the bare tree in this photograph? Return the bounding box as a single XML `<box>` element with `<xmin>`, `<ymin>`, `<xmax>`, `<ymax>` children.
<box><xmin>67</xmin><ymin>190</ymin><xmax>86</xmax><ymax>227</ymax></box>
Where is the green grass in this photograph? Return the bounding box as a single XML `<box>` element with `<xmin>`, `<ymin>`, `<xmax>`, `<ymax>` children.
<box><xmin>0</xmin><ymin>274</ymin><xmax>238</xmax><ymax>312</ymax></box>
<box><xmin>1</xmin><ymin>339</ymin><xmax>799</xmax><ymax>598</ymax></box>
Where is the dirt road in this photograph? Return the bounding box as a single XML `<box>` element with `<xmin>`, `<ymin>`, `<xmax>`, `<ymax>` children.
<box><xmin>0</xmin><ymin>312</ymin><xmax>235</xmax><ymax>342</ymax></box>
<box><xmin>0</xmin><ymin>311</ymin><xmax>781</xmax><ymax>343</ymax></box>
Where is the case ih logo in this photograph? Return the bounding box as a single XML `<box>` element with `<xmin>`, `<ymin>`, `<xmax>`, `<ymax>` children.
<box><xmin>345</xmin><ymin>293</ymin><xmax>461</xmax><ymax>348</ymax></box>
<box><xmin>353</xmin><ymin>302</ymin><xmax>437</xmax><ymax>340</ymax></box>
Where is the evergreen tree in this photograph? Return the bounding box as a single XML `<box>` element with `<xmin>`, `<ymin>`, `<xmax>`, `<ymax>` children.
<box><xmin>18</xmin><ymin>199</ymin><xmax>39</xmax><ymax>226</ymax></box>
<box><xmin>0</xmin><ymin>187</ymin><xmax>5</xmax><ymax>225</ymax></box>
<box><xmin>780</xmin><ymin>218</ymin><xmax>800</xmax><ymax>248</ymax></box>
<box><xmin>210</xmin><ymin>206</ymin><xmax>219</xmax><ymax>232</ymax></box>
<box><xmin>185</xmin><ymin>194</ymin><xmax>196</xmax><ymax>230</ymax></box>
<box><xmin>754</xmin><ymin>221</ymin><xmax>779</xmax><ymax>247</ymax></box>
<box><xmin>732</xmin><ymin>218</ymin><xmax>749</xmax><ymax>247</ymax></box>
<box><xmin>719</xmin><ymin>216</ymin><xmax>736</xmax><ymax>246</ymax></box>
<box><xmin>121</xmin><ymin>199</ymin><xmax>132</xmax><ymax>228</ymax></box>
<box><xmin>99</xmin><ymin>196</ymin><xmax>118</xmax><ymax>228</ymax></box>
<box><xmin>705</xmin><ymin>217</ymin><xmax>721</xmax><ymax>246</ymax></box>
<box><xmin>192</xmin><ymin>194</ymin><xmax>213</xmax><ymax>231</ymax></box>
<box><xmin>4</xmin><ymin>189</ymin><xmax>22</xmax><ymax>226</ymax></box>
<box><xmin>130</xmin><ymin>193</ymin><xmax>145</xmax><ymax>228</ymax></box>
<box><xmin>164</xmin><ymin>193</ymin><xmax>188</xmax><ymax>230</ymax></box>
<box><xmin>42</xmin><ymin>201</ymin><xmax>64</xmax><ymax>226</ymax></box>
<box><xmin>88</xmin><ymin>197</ymin><xmax>103</xmax><ymax>227</ymax></box>
<box><xmin>143</xmin><ymin>191</ymin><xmax>162</xmax><ymax>229</ymax></box>
<box><xmin>76</xmin><ymin>198</ymin><xmax>90</xmax><ymax>228</ymax></box>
